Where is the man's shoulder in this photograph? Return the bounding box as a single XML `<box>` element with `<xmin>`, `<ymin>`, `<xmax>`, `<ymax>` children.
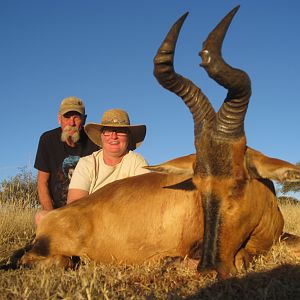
<box><xmin>40</xmin><ymin>127</ymin><xmax>61</xmax><ymax>140</ymax></box>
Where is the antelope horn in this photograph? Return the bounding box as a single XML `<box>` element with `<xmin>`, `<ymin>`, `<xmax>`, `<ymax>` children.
<box><xmin>200</xmin><ymin>5</ymin><xmax>251</xmax><ymax>139</ymax></box>
<box><xmin>154</xmin><ymin>12</ymin><xmax>216</xmax><ymax>141</ymax></box>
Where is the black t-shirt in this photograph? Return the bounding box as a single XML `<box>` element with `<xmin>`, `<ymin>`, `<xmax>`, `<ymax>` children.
<box><xmin>34</xmin><ymin>127</ymin><xmax>99</xmax><ymax>208</ymax></box>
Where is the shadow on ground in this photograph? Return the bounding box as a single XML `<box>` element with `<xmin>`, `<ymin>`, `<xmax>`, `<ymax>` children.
<box><xmin>186</xmin><ymin>264</ymin><xmax>300</xmax><ymax>299</ymax></box>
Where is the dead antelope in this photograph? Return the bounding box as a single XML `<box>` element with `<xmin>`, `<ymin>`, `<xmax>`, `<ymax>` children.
<box><xmin>19</xmin><ymin>6</ymin><xmax>300</xmax><ymax>278</ymax></box>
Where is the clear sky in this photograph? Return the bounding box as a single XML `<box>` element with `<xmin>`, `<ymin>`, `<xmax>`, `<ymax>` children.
<box><xmin>1</xmin><ymin>0</ymin><xmax>300</xmax><ymax>192</ymax></box>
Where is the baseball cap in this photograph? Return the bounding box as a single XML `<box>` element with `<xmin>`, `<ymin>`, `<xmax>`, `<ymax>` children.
<box><xmin>59</xmin><ymin>96</ymin><xmax>85</xmax><ymax>115</ymax></box>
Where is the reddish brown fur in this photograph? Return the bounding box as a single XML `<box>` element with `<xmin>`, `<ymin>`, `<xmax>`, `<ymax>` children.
<box><xmin>20</xmin><ymin>149</ymin><xmax>298</xmax><ymax>275</ymax></box>
<box><xmin>21</xmin><ymin>172</ymin><xmax>204</xmax><ymax>267</ymax></box>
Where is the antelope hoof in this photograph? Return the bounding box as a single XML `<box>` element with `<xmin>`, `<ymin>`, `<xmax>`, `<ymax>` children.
<box><xmin>19</xmin><ymin>252</ymin><xmax>74</xmax><ymax>269</ymax></box>
<box><xmin>234</xmin><ymin>248</ymin><xmax>251</xmax><ymax>272</ymax></box>
<box><xmin>18</xmin><ymin>252</ymin><xmax>34</xmax><ymax>266</ymax></box>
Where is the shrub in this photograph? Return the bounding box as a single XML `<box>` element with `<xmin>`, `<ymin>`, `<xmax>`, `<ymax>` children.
<box><xmin>0</xmin><ymin>167</ymin><xmax>38</xmax><ymax>208</ymax></box>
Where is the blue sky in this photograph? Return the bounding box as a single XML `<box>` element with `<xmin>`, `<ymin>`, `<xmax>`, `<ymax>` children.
<box><xmin>1</xmin><ymin>1</ymin><xmax>300</xmax><ymax>195</ymax></box>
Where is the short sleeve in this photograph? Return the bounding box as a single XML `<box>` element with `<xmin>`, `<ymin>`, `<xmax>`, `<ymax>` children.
<box><xmin>69</xmin><ymin>155</ymin><xmax>95</xmax><ymax>191</ymax></box>
<box><xmin>34</xmin><ymin>133</ymin><xmax>50</xmax><ymax>172</ymax></box>
<box><xmin>131</xmin><ymin>151</ymin><xmax>150</xmax><ymax>176</ymax></box>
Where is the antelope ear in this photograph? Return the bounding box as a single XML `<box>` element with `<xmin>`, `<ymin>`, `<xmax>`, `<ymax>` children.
<box><xmin>145</xmin><ymin>154</ymin><xmax>195</xmax><ymax>176</ymax></box>
<box><xmin>245</xmin><ymin>147</ymin><xmax>300</xmax><ymax>183</ymax></box>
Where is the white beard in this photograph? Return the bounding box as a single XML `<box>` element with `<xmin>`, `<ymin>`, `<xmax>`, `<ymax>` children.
<box><xmin>61</xmin><ymin>126</ymin><xmax>80</xmax><ymax>144</ymax></box>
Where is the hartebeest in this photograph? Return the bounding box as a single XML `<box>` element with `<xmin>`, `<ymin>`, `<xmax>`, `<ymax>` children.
<box><xmin>19</xmin><ymin>6</ymin><xmax>300</xmax><ymax>278</ymax></box>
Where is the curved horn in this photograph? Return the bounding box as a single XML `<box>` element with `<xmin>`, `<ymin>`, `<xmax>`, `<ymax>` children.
<box><xmin>154</xmin><ymin>12</ymin><xmax>216</xmax><ymax>141</ymax></box>
<box><xmin>200</xmin><ymin>5</ymin><xmax>251</xmax><ymax>139</ymax></box>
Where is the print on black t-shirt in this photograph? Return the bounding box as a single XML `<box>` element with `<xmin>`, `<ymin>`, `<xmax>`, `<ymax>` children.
<box><xmin>54</xmin><ymin>155</ymin><xmax>80</xmax><ymax>207</ymax></box>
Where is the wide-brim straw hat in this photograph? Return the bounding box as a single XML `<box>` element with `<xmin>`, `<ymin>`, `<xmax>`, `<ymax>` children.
<box><xmin>84</xmin><ymin>108</ymin><xmax>146</xmax><ymax>150</ymax></box>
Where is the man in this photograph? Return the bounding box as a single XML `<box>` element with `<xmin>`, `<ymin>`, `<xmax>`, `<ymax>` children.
<box><xmin>67</xmin><ymin>108</ymin><xmax>149</xmax><ymax>202</ymax></box>
<box><xmin>34</xmin><ymin>96</ymin><xmax>99</xmax><ymax>225</ymax></box>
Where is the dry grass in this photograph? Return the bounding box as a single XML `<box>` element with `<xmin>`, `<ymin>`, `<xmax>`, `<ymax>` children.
<box><xmin>0</xmin><ymin>203</ymin><xmax>35</xmax><ymax>261</ymax></box>
<box><xmin>0</xmin><ymin>200</ymin><xmax>299</xmax><ymax>299</ymax></box>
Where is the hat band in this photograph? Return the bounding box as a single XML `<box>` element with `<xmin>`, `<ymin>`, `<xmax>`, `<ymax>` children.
<box><xmin>102</xmin><ymin>118</ymin><xmax>129</xmax><ymax>125</ymax></box>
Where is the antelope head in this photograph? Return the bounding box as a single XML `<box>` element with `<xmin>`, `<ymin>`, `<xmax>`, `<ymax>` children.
<box><xmin>153</xmin><ymin>6</ymin><xmax>300</xmax><ymax>277</ymax></box>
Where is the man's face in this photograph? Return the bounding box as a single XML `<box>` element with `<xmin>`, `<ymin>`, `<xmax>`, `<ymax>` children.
<box><xmin>100</xmin><ymin>127</ymin><xmax>129</xmax><ymax>158</ymax></box>
<box><xmin>58</xmin><ymin>111</ymin><xmax>85</xmax><ymax>144</ymax></box>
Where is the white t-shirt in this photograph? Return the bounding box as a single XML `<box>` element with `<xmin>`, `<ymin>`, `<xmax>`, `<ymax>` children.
<box><xmin>69</xmin><ymin>150</ymin><xmax>150</xmax><ymax>194</ymax></box>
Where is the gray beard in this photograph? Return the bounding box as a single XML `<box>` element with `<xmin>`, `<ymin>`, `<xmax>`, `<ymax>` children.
<box><xmin>61</xmin><ymin>126</ymin><xmax>80</xmax><ymax>144</ymax></box>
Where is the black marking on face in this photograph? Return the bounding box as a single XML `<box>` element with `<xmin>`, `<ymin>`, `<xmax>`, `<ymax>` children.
<box><xmin>198</xmin><ymin>193</ymin><xmax>221</xmax><ymax>271</ymax></box>
<box><xmin>195</xmin><ymin>136</ymin><xmax>233</xmax><ymax>177</ymax></box>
